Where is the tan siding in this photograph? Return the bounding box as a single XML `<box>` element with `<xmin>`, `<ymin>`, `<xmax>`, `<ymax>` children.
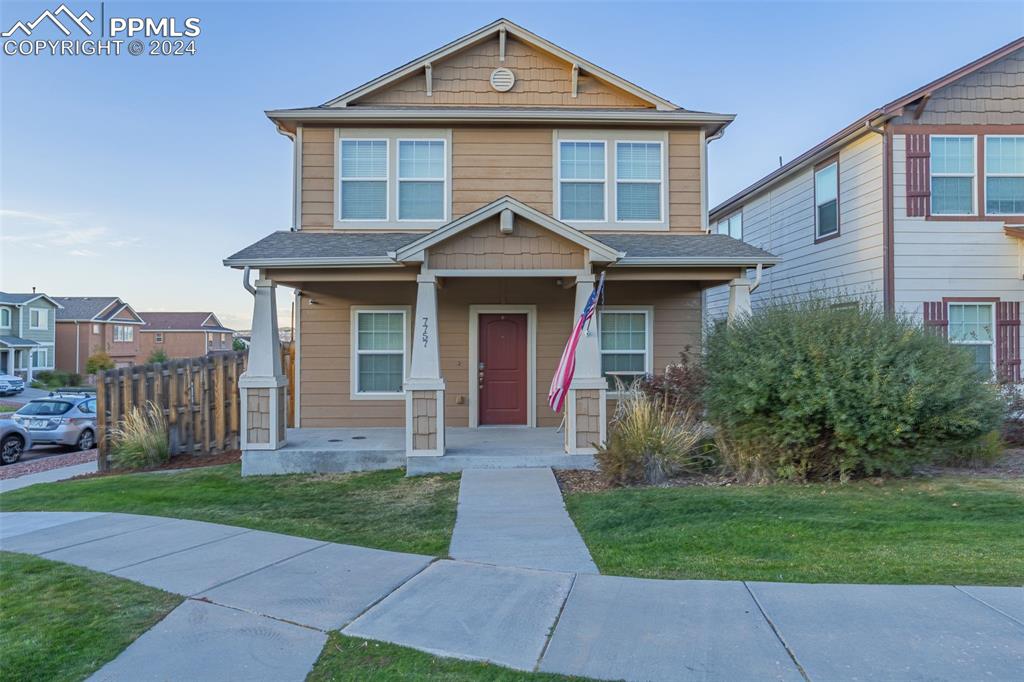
<box><xmin>668</xmin><ymin>130</ymin><xmax>703</xmax><ymax>233</ymax></box>
<box><xmin>428</xmin><ymin>215</ymin><xmax>584</xmax><ymax>270</ymax></box>
<box><xmin>451</xmin><ymin>127</ymin><xmax>553</xmax><ymax>217</ymax></box>
<box><xmin>354</xmin><ymin>35</ymin><xmax>651</xmax><ymax>109</ymax></box>
<box><xmin>301</xmin><ymin>127</ymin><xmax>335</xmax><ymax>230</ymax></box>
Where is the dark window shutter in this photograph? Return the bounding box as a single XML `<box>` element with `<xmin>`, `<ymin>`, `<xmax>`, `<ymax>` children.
<box><xmin>906</xmin><ymin>133</ymin><xmax>930</xmax><ymax>217</ymax></box>
<box><xmin>923</xmin><ymin>301</ymin><xmax>948</xmax><ymax>338</ymax></box>
<box><xmin>997</xmin><ymin>301</ymin><xmax>1021</xmax><ymax>383</ymax></box>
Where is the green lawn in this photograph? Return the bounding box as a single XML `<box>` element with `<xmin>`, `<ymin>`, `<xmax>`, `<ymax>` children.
<box><xmin>0</xmin><ymin>552</ymin><xmax>181</xmax><ymax>682</ymax></box>
<box><xmin>0</xmin><ymin>464</ymin><xmax>459</xmax><ymax>556</ymax></box>
<box><xmin>565</xmin><ymin>477</ymin><xmax>1024</xmax><ymax>585</ymax></box>
<box><xmin>309</xmin><ymin>634</ymin><xmax>584</xmax><ymax>681</ymax></box>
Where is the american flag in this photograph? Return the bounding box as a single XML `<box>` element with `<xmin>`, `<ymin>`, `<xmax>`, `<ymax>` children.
<box><xmin>548</xmin><ymin>272</ymin><xmax>605</xmax><ymax>413</ymax></box>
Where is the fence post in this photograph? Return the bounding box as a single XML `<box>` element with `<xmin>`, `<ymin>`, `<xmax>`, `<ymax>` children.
<box><xmin>228</xmin><ymin>353</ymin><xmax>240</xmax><ymax>450</ymax></box>
<box><xmin>213</xmin><ymin>354</ymin><xmax>226</xmax><ymax>452</ymax></box>
<box><xmin>96</xmin><ymin>369</ymin><xmax>109</xmax><ymax>471</ymax></box>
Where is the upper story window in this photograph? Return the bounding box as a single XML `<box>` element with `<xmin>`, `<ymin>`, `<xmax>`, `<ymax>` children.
<box><xmin>984</xmin><ymin>135</ymin><xmax>1024</xmax><ymax>216</ymax></box>
<box><xmin>155</xmin><ymin>333</ymin><xmax>164</xmax><ymax>343</ymax></box>
<box><xmin>29</xmin><ymin>308</ymin><xmax>48</xmax><ymax>330</ymax></box>
<box><xmin>616</xmin><ymin>142</ymin><xmax>663</xmax><ymax>221</ymax></box>
<box><xmin>930</xmin><ymin>135</ymin><xmax>975</xmax><ymax>216</ymax></box>
<box><xmin>559</xmin><ymin>141</ymin><xmax>606</xmax><ymax>221</ymax></box>
<box><xmin>340</xmin><ymin>139</ymin><xmax>388</xmax><ymax>221</ymax></box>
<box><xmin>114</xmin><ymin>325</ymin><xmax>134</xmax><ymax>342</ymax></box>
<box><xmin>92</xmin><ymin>323</ymin><xmax>100</xmax><ymax>334</ymax></box>
<box><xmin>717</xmin><ymin>212</ymin><xmax>742</xmax><ymax>240</ymax></box>
<box><xmin>0</xmin><ymin>308</ymin><xmax>9</xmax><ymax>328</ymax></box>
<box><xmin>398</xmin><ymin>140</ymin><xmax>446</xmax><ymax>220</ymax></box>
<box><xmin>814</xmin><ymin>159</ymin><xmax>839</xmax><ymax>240</ymax></box>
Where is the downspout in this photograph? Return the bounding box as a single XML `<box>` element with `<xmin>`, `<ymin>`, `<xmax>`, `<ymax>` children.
<box><xmin>749</xmin><ymin>262</ymin><xmax>764</xmax><ymax>293</ymax></box>
<box><xmin>700</xmin><ymin>126</ymin><xmax>726</xmax><ymax>234</ymax></box>
<box><xmin>75</xmin><ymin>322</ymin><xmax>80</xmax><ymax>374</ymax></box>
<box><xmin>273</xmin><ymin>121</ymin><xmax>300</xmax><ymax>231</ymax></box>
<box><xmin>863</xmin><ymin>117</ymin><xmax>894</xmax><ymax>315</ymax></box>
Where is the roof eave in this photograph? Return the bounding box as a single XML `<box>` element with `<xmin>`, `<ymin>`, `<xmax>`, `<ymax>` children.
<box><xmin>222</xmin><ymin>256</ymin><xmax>405</xmax><ymax>269</ymax></box>
<box><xmin>613</xmin><ymin>256</ymin><xmax>780</xmax><ymax>267</ymax></box>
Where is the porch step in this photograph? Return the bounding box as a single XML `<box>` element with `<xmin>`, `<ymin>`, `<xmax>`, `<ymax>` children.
<box><xmin>406</xmin><ymin>452</ymin><xmax>596</xmax><ymax>476</ymax></box>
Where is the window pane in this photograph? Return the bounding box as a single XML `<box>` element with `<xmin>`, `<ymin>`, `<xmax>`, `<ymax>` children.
<box><xmin>932</xmin><ymin>136</ymin><xmax>974</xmax><ymax>174</ymax></box>
<box><xmin>358</xmin><ymin>354</ymin><xmax>403</xmax><ymax>393</ymax></box>
<box><xmin>560</xmin><ymin>142</ymin><xmax>604</xmax><ymax>180</ymax></box>
<box><xmin>560</xmin><ymin>182</ymin><xmax>604</xmax><ymax>220</ymax></box>
<box><xmin>341</xmin><ymin>140</ymin><xmax>387</xmax><ymax>178</ymax></box>
<box><xmin>815</xmin><ymin>163</ymin><xmax>838</xmax><ymax>205</ymax></box>
<box><xmin>617</xmin><ymin>182</ymin><xmax>660</xmax><ymax>220</ymax></box>
<box><xmin>958</xmin><ymin>344</ymin><xmax>992</xmax><ymax>376</ymax></box>
<box><xmin>399</xmin><ymin>181</ymin><xmax>444</xmax><ymax>219</ymax></box>
<box><xmin>986</xmin><ymin>136</ymin><xmax>1024</xmax><ymax>174</ymax></box>
<box><xmin>729</xmin><ymin>214</ymin><xmax>742</xmax><ymax>240</ymax></box>
<box><xmin>399</xmin><ymin>140</ymin><xmax>444</xmax><ymax>179</ymax></box>
<box><xmin>616</xmin><ymin>142</ymin><xmax>661</xmax><ymax>180</ymax></box>
<box><xmin>357</xmin><ymin>312</ymin><xmax>404</xmax><ymax>351</ymax></box>
<box><xmin>949</xmin><ymin>304</ymin><xmax>993</xmax><ymax>343</ymax></box>
<box><xmin>931</xmin><ymin>177</ymin><xmax>973</xmax><ymax>215</ymax></box>
<box><xmin>601</xmin><ymin>354</ymin><xmax>646</xmax><ymax>390</ymax></box>
<box><xmin>600</xmin><ymin>313</ymin><xmax>646</xmax><ymax>351</ymax></box>
<box><xmin>986</xmin><ymin>177</ymin><xmax>1024</xmax><ymax>215</ymax></box>
<box><xmin>817</xmin><ymin>200</ymin><xmax>838</xmax><ymax>236</ymax></box>
<box><xmin>341</xmin><ymin>180</ymin><xmax>387</xmax><ymax>219</ymax></box>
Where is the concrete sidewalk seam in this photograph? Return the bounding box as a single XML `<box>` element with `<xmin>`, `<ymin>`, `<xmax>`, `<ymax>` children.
<box><xmin>743</xmin><ymin>581</ymin><xmax>812</xmax><ymax>682</ymax></box>
<box><xmin>533</xmin><ymin>571</ymin><xmax>578</xmax><ymax>673</ymax></box>
<box><xmin>338</xmin><ymin>556</ymin><xmax>443</xmax><ymax>627</ymax></box>
<box><xmin>188</xmin><ymin>539</ymin><xmax>331</xmax><ymax>597</ymax></box>
<box><xmin>57</xmin><ymin>527</ymin><xmax>253</xmax><ymax>573</ymax></box>
<box><xmin>953</xmin><ymin>586</ymin><xmax>1024</xmax><ymax>628</ymax></box>
<box><xmin>187</xmin><ymin>596</ymin><xmax>329</xmax><ymax>634</ymax></box>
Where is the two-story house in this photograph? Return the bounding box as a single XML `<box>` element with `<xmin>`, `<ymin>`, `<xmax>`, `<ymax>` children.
<box><xmin>136</xmin><ymin>312</ymin><xmax>235</xmax><ymax>362</ymax></box>
<box><xmin>54</xmin><ymin>297</ymin><xmax>146</xmax><ymax>373</ymax></box>
<box><xmin>0</xmin><ymin>291</ymin><xmax>61</xmax><ymax>381</ymax></box>
<box><xmin>224</xmin><ymin>19</ymin><xmax>776</xmax><ymax>475</ymax></box>
<box><xmin>707</xmin><ymin>38</ymin><xmax>1024</xmax><ymax>382</ymax></box>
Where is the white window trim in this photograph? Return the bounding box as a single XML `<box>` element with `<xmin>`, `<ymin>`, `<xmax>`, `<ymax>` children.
<box><xmin>814</xmin><ymin>161</ymin><xmax>840</xmax><ymax>238</ymax></box>
<box><xmin>557</xmin><ymin>139</ymin><xmax>607</xmax><ymax>223</ymax></box>
<box><xmin>155</xmin><ymin>332</ymin><xmax>164</xmax><ymax>343</ymax></box>
<box><xmin>598</xmin><ymin>306</ymin><xmax>654</xmax><ymax>396</ymax></box>
<box><xmin>114</xmin><ymin>324</ymin><xmax>134</xmax><ymax>343</ymax></box>
<box><xmin>338</xmin><ymin>137</ymin><xmax>389</xmax><ymax>223</ymax></box>
<box><xmin>614</xmin><ymin>139</ymin><xmax>665</xmax><ymax>224</ymax></box>
<box><xmin>947</xmin><ymin>301</ymin><xmax>996</xmax><ymax>377</ymax></box>
<box><xmin>349</xmin><ymin>306</ymin><xmax>411</xmax><ymax>401</ymax></box>
<box><xmin>29</xmin><ymin>308</ymin><xmax>48</xmax><ymax>330</ymax></box>
<box><xmin>984</xmin><ymin>134</ymin><xmax>1024</xmax><ymax>216</ymax></box>
<box><xmin>397</xmin><ymin>137</ymin><xmax>448</xmax><ymax>223</ymax></box>
<box><xmin>29</xmin><ymin>343</ymin><xmax>55</xmax><ymax>370</ymax></box>
<box><xmin>0</xmin><ymin>307</ymin><xmax>10</xmax><ymax>329</ymax></box>
<box><xmin>92</xmin><ymin>323</ymin><xmax>100</xmax><ymax>334</ymax></box>
<box><xmin>930</xmin><ymin>134</ymin><xmax>978</xmax><ymax>216</ymax></box>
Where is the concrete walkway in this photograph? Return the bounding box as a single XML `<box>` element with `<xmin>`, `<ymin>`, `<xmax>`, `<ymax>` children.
<box><xmin>0</xmin><ymin>460</ymin><xmax>97</xmax><ymax>493</ymax></box>
<box><xmin>1</xmin><ymin>512</ymin><xmax>1021</xmax><ymax>681</ymax></box>
<box><xmin>449</xmin><ymin>467</ymin><xmax>599</xmax><ymax>573</ymax></box>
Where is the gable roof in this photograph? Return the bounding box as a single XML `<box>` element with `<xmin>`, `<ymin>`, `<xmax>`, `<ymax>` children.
<box><xmin>0</xmin><ymin>292</ymin><xmax>62</xmax><ymax>308</ymax></box>
<box><xmin>710</xmin><ymin>36</ymin><xmax>1024</xmax><ymax>220</ymax></box>
<box><xmin>53</xmin><ymin>296</ymin><xmax>143</xmax><ymax>322</ymax></box>
<box><xmin>138</xmin><ymin>312</ymin><xmax>234</xmax><ymax>333</ymax></box>
<box><xmin>391</xmin><ymin>196</ymin><xmax>623</xmax><ymax>264</ymax></box>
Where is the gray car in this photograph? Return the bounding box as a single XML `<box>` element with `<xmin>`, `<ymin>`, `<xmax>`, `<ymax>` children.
<box><xmin>0</xmin><ymin>418</ymin><xmax>32</xmax><ymax>464</ymax></box>
<box><xmin>12</xmin><ymin>392</ymin><xmax>97</xmax><ymax>451</ymax></box>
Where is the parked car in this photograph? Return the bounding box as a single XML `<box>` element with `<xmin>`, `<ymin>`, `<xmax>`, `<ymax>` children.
<box><xmin>0</xmin><ymin>374</ymin><xmax>25</xmax><ymax>396</ymax></box>
<box><xmin>12</xmin><ymin>392</ymin><xmax>97</xmax><ymax>451</ymax></box>
<box><xmin>0</xmin><ymin>418</ymin><xmax>31</xmax><ymax>464</ymax></box>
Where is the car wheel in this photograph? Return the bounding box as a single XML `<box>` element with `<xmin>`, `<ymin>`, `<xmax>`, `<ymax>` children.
<box><xmin>1</xmin><ymin>435</ymin><xmax>24</xmax><ymax>465</ymax></box>
<box><xmin>76</xmin><ymin>429</ymin><xmax>96</xmax><ymax>451</ymax></box>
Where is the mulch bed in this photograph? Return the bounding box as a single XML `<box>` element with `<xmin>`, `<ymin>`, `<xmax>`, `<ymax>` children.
<box><xmin>72</xmin><ymin>450</ymin><xmax>241</xmax><ymax>480</ymax></box>
<box><xmin>0</xmin><ymin>449</ymin><xmax>97</xmax><ymax>480</ymax></box>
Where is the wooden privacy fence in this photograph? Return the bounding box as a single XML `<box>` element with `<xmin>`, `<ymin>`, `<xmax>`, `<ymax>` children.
<box><xmin>96</xmin><ymin>351</ymin><xmax>248</xmax><ymax>471</ymax></box>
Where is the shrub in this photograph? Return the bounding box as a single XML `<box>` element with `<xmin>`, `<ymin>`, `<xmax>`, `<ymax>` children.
<box><xmin>704</xmin><ymin>297</ymin><xmax>1003</xmax><ymax>481</ymax></box>
<box><xmin>147</xmin><ymin>349</ymin><xmax>169</xmax><ymax>364</ymax></box>
<box><xmin>34</xmin><ymin>370</ymin><xmax>55</xmax><ymax>385</ymax></box>
<box><xmin>998</xmin><ymin>382</ymin><xmax>1024</xmax><ymax>447</ymax></box>
<box><xmin>596</xmin><ymin>384</ymin><xmax>712</xmax><ymax>486</ymax></box>
<box><xmin>636</xmin><ymin>346</ymin><xmax>706</xmax><ymax>413</ymax></box>
<box><xmin>108</xmin><ymin>402</ymin><xmax>170</xmax><ymax>470</ymax></box>
<box><xmin>232</xmin><ymin>338</ymin><xmax>247</xmax><ymax>352</ymax></box>
<box><xmin>85</xmin><ymin>352</ymin><xmax>115</xmax><ymax>375</ymax></box>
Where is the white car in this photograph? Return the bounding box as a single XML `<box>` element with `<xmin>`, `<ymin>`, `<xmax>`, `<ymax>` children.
<box><xmin>0</xmin><ymin>374</ymin><xmax>25</xmax><ymax>397</ymax></box>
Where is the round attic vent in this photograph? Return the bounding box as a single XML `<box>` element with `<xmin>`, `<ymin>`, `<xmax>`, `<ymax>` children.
<box><xmin>490</xmin><ymin>67</ymin><xmax>515</xmax><ymax>92</ymax></box>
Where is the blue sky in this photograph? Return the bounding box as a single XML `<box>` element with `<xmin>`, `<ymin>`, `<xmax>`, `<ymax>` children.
<box><xmin>1</xmin><ymin>0</ymin><xmax>1020</xmax><ymax>329</ymax></box>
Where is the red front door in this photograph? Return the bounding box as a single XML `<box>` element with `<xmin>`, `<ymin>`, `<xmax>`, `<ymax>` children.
<box><xmin>478</xmin><ymin>313</ymin><xmax>528</xmax><ymax>425</ymax></box>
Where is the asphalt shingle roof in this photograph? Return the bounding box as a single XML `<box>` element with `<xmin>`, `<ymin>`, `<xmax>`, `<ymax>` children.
<box><xmin>0</xmin><ymin>336</ymin><xmax>39</xmax><ymax>348</ymax></box>
<box><xmin>598</xmin><ymin>233</ymin><xmax>777</xmax><ymax>262</ymax></box>
<box><xmin>0</xmin><ymin>292</ymin><xmax>43</xmax><ymax>305</ymax></box>
<box><xmin>138</xmin><ymin>312</ymin><xmax>234</xmax><ymax>333</ymax></box>
<box><xmin>53</xmin><ymin>297</ymin><xmax>121</xmax><ymax>321</ymax></box>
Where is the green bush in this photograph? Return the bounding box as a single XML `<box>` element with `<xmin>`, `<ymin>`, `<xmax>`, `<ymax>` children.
<box><xmin>704</xmin><ymin>298</ymin><xmax>1003</xmax><ymax>481</ymax></box>
<box><xmin>30</xmin><ymin>371</ymin><xmax>83</xmax><ymax>389</ymax></box>
<box><xmin>85</xmin><ymin>352</ymin><xmax>115</xmax><ymax>375</ymax></box>
<box><xmin>108</xmin><ymin>402</ymin><xmax>170</xmax><ymax>470</ymax></box>
<box><xmin>147</xmin><ymin>349</ymin><xmax>169</xmax><ymax>364</ymax></box>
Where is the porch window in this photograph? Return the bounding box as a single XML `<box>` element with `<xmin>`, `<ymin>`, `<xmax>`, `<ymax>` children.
<box><xmin>599</xmin><ymin>310</ymin><xmax>651</xmax><ymax>391</ymax></box>
<box><xmin>559</xmin><ymin>141</ymin><xmax>606</xmax><ymax>221</ymax></box>
<box><xmin>29</xmin><ymin>308</ymin><xmax>48</xmax><ymax>330</ymax></box>
<box><xmin>814</xmin><ymin>160</ymin><xmax>839</xmax><ymax>239</ymax></box>
<box><xmin>948</xmin><ymin>302</ymin><xmax>994</xmax><ymax>376</ymax></box>
<box><xmin>114</xmin><ymin>325</ymin><xmax>133</xmax><ymax>342</ymax></box>
<box><xmin>985</xmin><ymin>135</ymin><xmax>1024</xmax><ymax>215</ymax></box>
<box><xmin>340</xmin><ymin>139</ymin><xmax>388</xmax><ymax>220</ymax></box>
<box><xmin>0</xmin><ymin>308</ymin><xmax>9</xmax><ymax>328</ymax></box>
<box><xmin>930</xmin><ymin>136</ymin><xmax>975</xmax><ymax>215</ymax></box>
<box><xmin>398</xmin><ymin>140</ymin><xmax>445</xmax><ymax>220</ymax></box>
<box><xmin>616</xmin><ymin>142</ymin><xmax>662</xmax><ymax>221</ymax></box>
<box><xmin>355</xmin><ymin>310</ymin><xmax>406</xmax><ymax>394</ymax></box>
<box><xmin>30</xmin><ymin>347</ymin><xmax>48</xmax><ymax>368</ymax></box>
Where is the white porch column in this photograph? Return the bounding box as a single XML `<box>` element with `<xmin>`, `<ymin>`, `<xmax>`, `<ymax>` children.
<box><xmin>565</xmin><ymin>274</ymin><xmax>607</xmax><ymax>455</ymax></box>
<box><xmin>405</xmin><ymin>274</ymin><xmax>445</xmax><ymax>457</ymax></box>
<box><xmin>727</xmin><ymin>278</ymin><xmax>752</xmax><ymax>323</ymax></box>
<box><xmin>239</xmin><ymin>278</ymin><xmax>288</xmax><ymax>451</ymax></box>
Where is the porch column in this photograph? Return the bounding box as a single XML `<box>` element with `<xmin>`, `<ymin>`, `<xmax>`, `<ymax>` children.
<box><xmin>727</xmin><ymin>278</ymin><xmax>752</xmax><ymax>323</ymax></box>
<box><xmin>565</xmin><ymin>274</ymin><xmax>607</xmax><ymax>455</ymax></box>
<box><xmin>239</xmin><ymin>278</ymin><xmax>288</xmax><ymax>451</ymax></box>
<box><xmin>405</xmin><ymin>274</ymin><xmax>445</xmax><ymax>457</ymax></box>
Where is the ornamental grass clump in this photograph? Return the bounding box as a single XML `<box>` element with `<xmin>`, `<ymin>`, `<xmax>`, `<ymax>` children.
<box><xmin>596</xmin><ymin>383</ymin><xmax>712</xmax><ymax>486</ymax></box>
<box><xmin>703</xmin><ymin>297</ymin><xmax>1003</xmax><ymax>482</ymax></box>
<box><xmin>109</xmin><ymin>401</ymin><xmax>170</xmax><ymax>470</ymax></box>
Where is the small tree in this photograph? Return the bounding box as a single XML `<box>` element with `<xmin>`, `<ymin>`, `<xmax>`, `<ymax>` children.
<box><xmin>85</xmin><ymin>352</ymin><xmax>115</xmax><ymax>375</ymax></box>
<box><xmin>232</xmin><ymin>338</ymin><xmax>247</xmax><ymax>352</ymax></box>
<box><xmin>147</xmin><ymin>349</ymin><xmax>169</xmax><ymax>364</ymax></box>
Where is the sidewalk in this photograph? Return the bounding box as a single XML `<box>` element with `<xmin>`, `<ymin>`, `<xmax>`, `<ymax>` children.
<box><xmin>1</xmin><ymin>510</ymin><xmax>1021</xmax><ymax>681</ymax></box>
<box><xmin>0</xmin><ymin>460</ymin><xmax>97</xmax><ymax>493</ymax></box>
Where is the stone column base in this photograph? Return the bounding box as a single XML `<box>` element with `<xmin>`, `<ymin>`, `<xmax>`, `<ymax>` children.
<box><xmin>405</xmin><ymin>388</ymin><xmax>445</xmax><ymax>457</ymax></box>
<box><xmin>564</xmin><ymin>383</ymin><xmax>607</xmax><ymax>454</ymax></box>
<box><xmin>240</xmin><ymin>376</ymin><xmax>288</xmax><ymax>450</ymax></box>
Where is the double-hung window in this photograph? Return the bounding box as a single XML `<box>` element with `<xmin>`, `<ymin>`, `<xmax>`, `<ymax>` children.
<box><xmin>718</xmin><ymin>212</ymin><xmax>742</xmax><ymax>239</ymax></box>
<box><xmin>155</xmin><ymin>333</ymin><xmax>164</xmax><ymax>343</ymax></box>
<box><xmin>354</xmin><ymin>310</ymin><xmax>406</xmax><ymax>395</ymax></box>
<box><xmin>948</xmin><ymin>302</ymin><xmax>994</xmax><ymax>376</ymax></box>
<box><xmin>340</xmin><ymin>139</ymin><xmax>388</xmax><ymax>220</ymax></box>
<box><xmin>29</xmin><ymin>308</ymin><xmax>48</xmax><ymax>330</ymax></box>
<box><xmin>92</xmin><ymin>323</ymin><xmax>100</xmax><ymax>334</ymax></box>
<box><xmin>930</xmin><ymin>136</ymin><xmax>975</xmax><ymax>215</ymax></box>
<box><xmin>31</xmin><ymin>348</ymin><xmax>48</xmax><ymax>368</ymax></box>
<box><xmin>814</xmin><ymin>160</ymin><xmax>839</xmax><ymax>239</ymax></box>
<box><xmin>984</xmin><ymin>135</ymin><xmax>1024</xmax><ymax>215</ymax></box>
<box><xmin>599</xmin><ymin>309</ymin><xmax>651</xmax><ymax>391</ymax></box>
<box><xmin>559</xmin><ymin>141</ymin><xmax>606</xmax><ymax>221</ymax></box>
<box><xmin>0</xmin><ymin>308</ymin><xmax>9</xmax><ymax>328</ymax></box>
<box><xmin>616</xmin><ymin>142</ymin><xmax>662</xmax><ymax>221</ymax></box>
<box><xmin>398</xmin><ymin>140</ymin><xmax>446</xmax><ymax>220</ymax></box>
<box><xmin>114</xmin><ymin>325</ymin><xmax>133</xmax><ymax>343</ymax></box>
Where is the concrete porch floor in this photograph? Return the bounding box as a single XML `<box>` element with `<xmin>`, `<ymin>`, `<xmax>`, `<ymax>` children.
<box><xmin>241</xmin><ymin>427</ymin><xmax>596</xmax><ymax>476</ymax></box>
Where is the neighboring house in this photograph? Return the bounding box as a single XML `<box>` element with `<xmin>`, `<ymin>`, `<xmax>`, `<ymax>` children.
<box><xmin>223</xmin><ymin>19</ymin><xmax>776</xmax><ymax>474</ymax></box>
<box><xmin>0</xmin><ymin>291</ymin><xmax>61</xmax><ymax>381</ymax></box>
<box><xmin>54</xmin><ymin>297</ymin><xmax>146</xmax><ymax>372</ymax></box>
<box><xmin>136</xmin><ymin>312</ymin><xmax>235</xmax><ymax>362</ymax></box>
<box><xmin>707</xmin><ymin>38</ymin><xmax>1024</xmax><ymax>382</ymax></box>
